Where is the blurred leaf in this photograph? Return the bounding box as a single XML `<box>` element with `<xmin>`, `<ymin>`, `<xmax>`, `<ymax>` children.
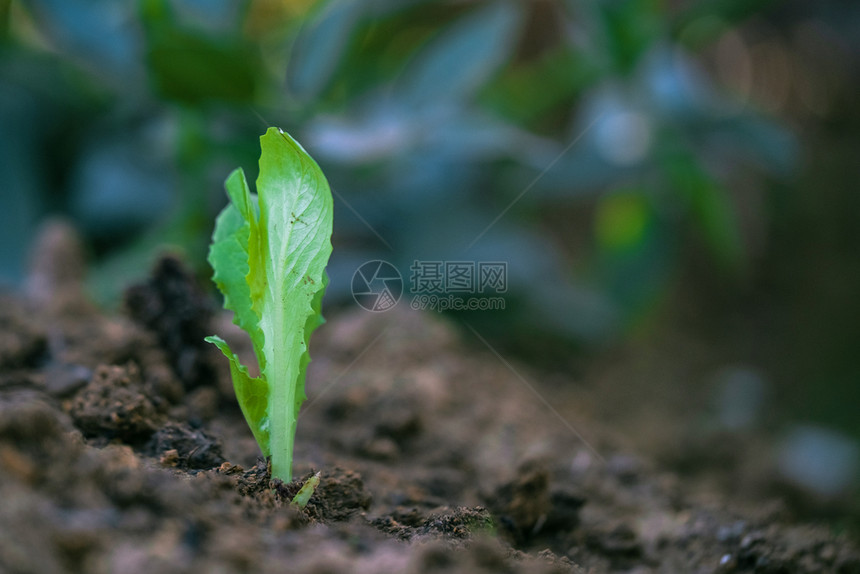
<box><xmin>401</xmin><ymin>0</ymin><xmax>521</xmax><ymax>105</ymax></box>
<box><xmin>526</xmin><ymin>143</ymin><xmax>642</xmax><ymax>198</ymax></box>
<box><xmin>673</xmin><ymin>0</ymin><xmax>778</xmax><ymax>43</ymax></box>
<box><xmin>664</xmin><ymin>153</ymin><xmax>744</xmax><ymax>271</ymax></box>
<box><xmin>70</xmin><ymin>138</ymin><xmax>173</xmax><ymax>238</ymax></box>
<box><xmin>285</xmin><ymin>0</ymin><xmax>363</xmax><ymax>102</ymax></box>
<box><xmin>482</xmin><ymin>47</ymin><xmax>600</xmax><ymax>125</ymax></box>
<box><xmin>305</xmin><ymin>99</ymin><xmax>413</xmax><ymax>164</ymax></box>
<box><xmin>140</xmin><ymin>0</ymin><xmax>169</xmax><ymax>23</ymax></box>
<box><xmin>595</xmin><ymin>191</ymin><xmax>650</xmax><ymax>252</ymax></box>
<box><xmin>307</xmin><ymin>97</ymin><xmax>547</xmax><ymax>174</ymax></box>
<box><xmin>0</xmin><ymin>128</ymin><xmax>41</xmax><ymax>284</ymax></box>
<box><xmin>170</xmin><ymin>0</ymin><xmax>243</xmax><ymax>34</ymax></box>
<box><xmin>593</xmin><ymin>0</ymin><xmax>663</xmax><ymax>74</ymax></box>
<box><xmin>1</xmin><ymin>0</ymin><xmax>11</xmax><ymax>39</ymax></box>
<box><xmin>145</xmin><ymin>32</ymin><xmax>260</xmax><ymax>103</ymax></box>
<box><xmin>141</xmin><ymin>0</ymin><xmax>261</xmax><ymax>104</ymax></box>
<box><xmin>28</xmin><ymin>0</ymin><xmax>142</xmax><ymax>75</ymax></box>
<box><xmin>245</xmin><ymin>0</ymin><xmax>316</xmax><ymax>37</ymax></box>
<box><xmin>0</xmin><ymin>46</ymin><xmax>103</xmax><ymax>283</ymax></box>
<box><xmin>712</xmin><ymin>114</ymin><xmax>799</xmax><ymax>177</ymax></box>
<box><xmin>641</xmin><ymin>46</ymin><xmax>716</xmax><ymax>119</ymax></box>
<box><xmin>594</xmin><ymin>188</ymin><xmax>673</xmax><ymax>325</ymax></box>
<box><xmin>418</xmin><ymin>108</ymin><xmax>551</xmax><ymax>165</ymax></box>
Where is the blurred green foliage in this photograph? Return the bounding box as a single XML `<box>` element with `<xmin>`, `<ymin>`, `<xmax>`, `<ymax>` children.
<box><xmin>0</xmin><ymin>0</ymin><xmax>801</xmax><ymax>337</ymax></box>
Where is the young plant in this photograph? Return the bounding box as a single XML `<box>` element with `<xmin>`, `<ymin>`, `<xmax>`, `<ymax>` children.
<box><xmin>205</xmin><ymin>127</ymin><xmax>333</xmax><ymax>482</ymax></box>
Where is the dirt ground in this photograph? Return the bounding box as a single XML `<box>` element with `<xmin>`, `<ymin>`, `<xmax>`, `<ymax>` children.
<box><xmin>1</xmin><ymin>221</ymin><xmax>858</xmax><ymax>574</ymax></box>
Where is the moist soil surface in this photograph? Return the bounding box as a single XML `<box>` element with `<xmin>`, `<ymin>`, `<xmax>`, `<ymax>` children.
<box><xmin>1</xmin><ymin>225</ymin><xmax>858</xmax><ymax>574</ymax></box>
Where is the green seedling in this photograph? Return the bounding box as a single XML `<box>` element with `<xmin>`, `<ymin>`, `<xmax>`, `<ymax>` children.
<box><xmin>290</xmin><ymin>471</ymin><xmax>321</xmax><ymax>509</ymax></box>
<box><xmin>206</xmin><ymin>127</ymin><xmax>333</xmax><ymax>482</ymax></box>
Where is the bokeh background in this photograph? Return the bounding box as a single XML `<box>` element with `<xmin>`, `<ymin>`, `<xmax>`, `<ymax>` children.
<box><xmin>1</xmin><ymin>0</ymin><xmax>858</xmax><ymax>525</ymax></box>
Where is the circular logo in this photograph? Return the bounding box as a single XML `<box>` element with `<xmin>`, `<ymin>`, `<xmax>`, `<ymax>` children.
<box><xmin>351</xmin><ymin>260</ymin><xmax>403</xmax><ymax>312</ymax></box>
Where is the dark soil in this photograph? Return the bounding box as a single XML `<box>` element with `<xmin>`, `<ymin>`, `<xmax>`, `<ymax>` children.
<box><xmin>1</xmin><ymin>221</ymin><xmax>858</xmax><ymax>573</ymax></box>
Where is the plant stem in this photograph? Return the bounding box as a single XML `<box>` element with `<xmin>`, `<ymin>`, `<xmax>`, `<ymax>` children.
<box><xmin>264</xmin><ymin>297</ymin><xmax>299</xmax><ymax>482</ymax></box>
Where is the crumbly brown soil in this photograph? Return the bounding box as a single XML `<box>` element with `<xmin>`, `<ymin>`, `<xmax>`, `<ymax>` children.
<box><xmin>1</xmin><ymin>222</ymin><xmax>858</xmax><ymax>573</ymax></box>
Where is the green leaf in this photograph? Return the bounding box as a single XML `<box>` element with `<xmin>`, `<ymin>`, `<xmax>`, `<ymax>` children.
<box><xmin>255</xmin><ymin>128</ymin><xmax>333</xmax><ymax>482</ymax></box>
<box><xmin>207</xmin><ymin>127</ymin><xmax>333</xmax><ymax>482</ymax></box>
<box><xmin>205</xmin><ymin>335</ymin><xmax>270</xmax><ymax>455</ymax></box>
<box><xmin>209</xmin><ymin>171</ymin><xmax>266</xmax><ymax>368</ymax></box>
